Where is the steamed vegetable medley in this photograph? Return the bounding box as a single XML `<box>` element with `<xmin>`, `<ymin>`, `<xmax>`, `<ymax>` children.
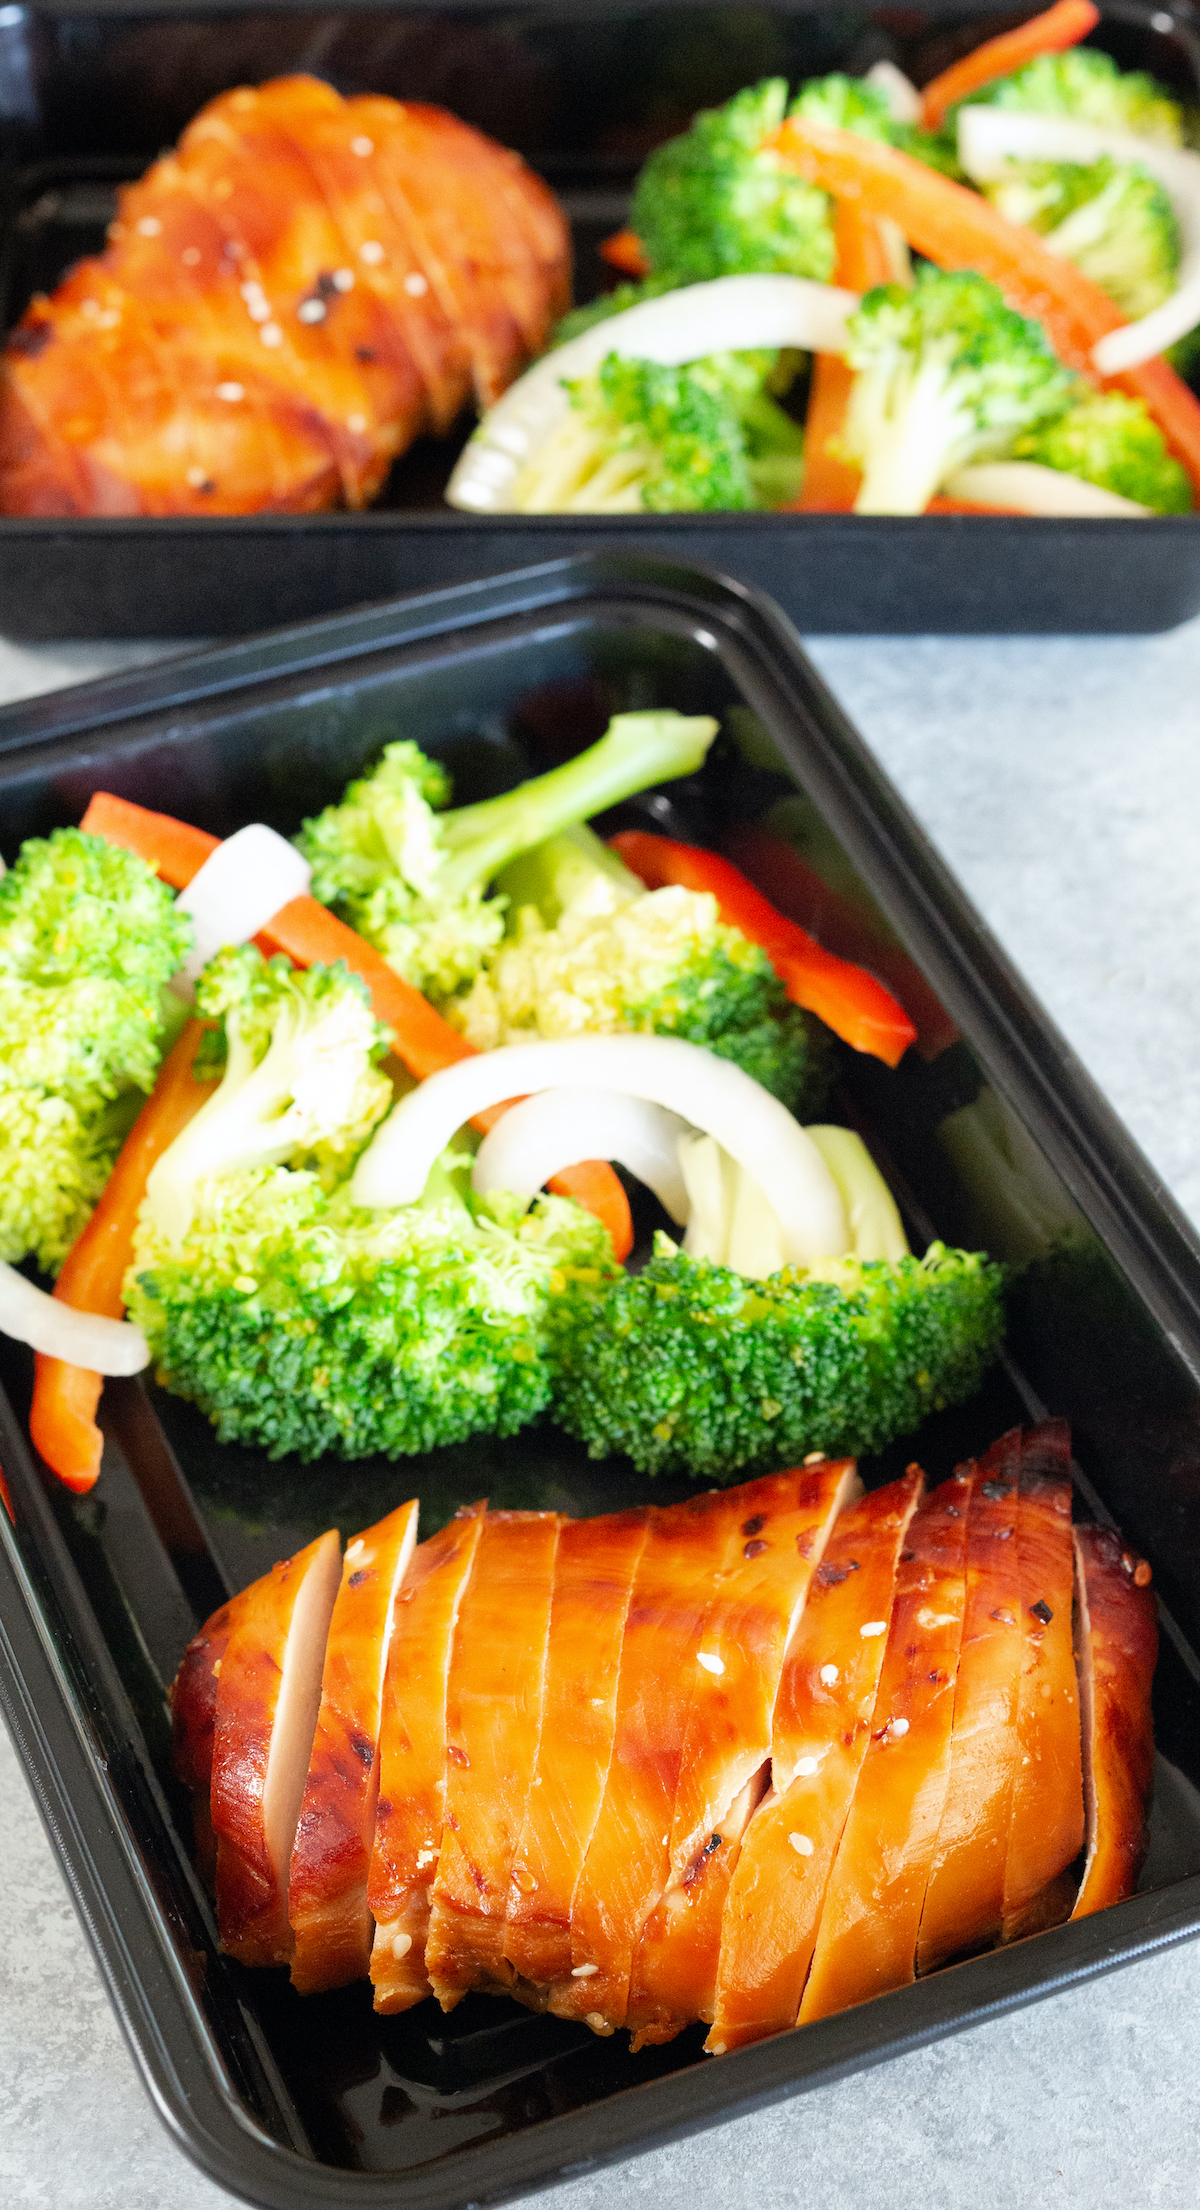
<box><xmin>447</xmin><ymin>1</ymin><xmax>1200</xmax><ymax>518</ymax></box>
<box><xmin>5</xmin><ymin>711</ymin><xmax>1006</xmax><ymax>1497</ymax></box>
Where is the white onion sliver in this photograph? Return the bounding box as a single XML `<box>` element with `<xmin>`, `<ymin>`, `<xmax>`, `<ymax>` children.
<box><xmin>351</xmin><ymin>1035</ymin><xmax>848</xmax><ymax>1267</ymax></box>
<box><xmin>865</xmin><ymin>60</ymin><xmax>922</xmax><ymax>125</ymax></box>
<box><xmin>957</xmin><ymin>106</ymin><xmax>1200</xmax><ymax>373</ymax></box>
<box><xmin>472</xmin><ymin>1088</ymin><xmax>692</xmax><ymax>1221</ymax></box>
<box><xmin>446</xmin><ymin>276</ymin><xmax>860</xmax><ymax>514</ymax></box>
<box><xmin>943</xmin><ymin>462</ymin><xmax>1153</xmax><ymax>517</ymax></box>
<box><xmin>175</xmin><ymin>823</ymin><xmax>312</xmax><ymax>986</ymax></box>
<box><xmin>0</xmin><ymin>1262</ymin><xmax>149</xmax><ymax>1373</ymax></box>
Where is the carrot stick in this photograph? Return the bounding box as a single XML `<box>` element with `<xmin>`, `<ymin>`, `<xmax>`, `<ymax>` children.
<box><xmin>82</xmin><ymin>794</ymin><xmax>633</xmax><ymax>1257</ymax></box>
<box><xmin>798</xmin><ymin>202</ymin><xmax>895</xmax><ymax>512</ymax></box>
<box><xmin>924</xmin><ymin>496</ymin><xmax>1025</xmax><ymax>512</ymax></box>
<box><xmin>600</xmin><ymin>229</ymin><xmax>650</xmax><ymax>277</ymax></box>
<box><xmin>610</xmin><ymin>830</ymin><xmax>917</xmax><ymax>1066</ymax></box>
<box><xmin>29</xmin><ymin>1020</ymin><xmax>217</xmax><ymax>1492</ymax></box>
<box><xmin>772</xmin><ymin>117</ymin><xmax>1200</xmax><ymax>498</ymax></box>
<box><xmin>920</xmin><ymin>0</ymin><xmax>1100</xmax><ymax>131</ymax></box>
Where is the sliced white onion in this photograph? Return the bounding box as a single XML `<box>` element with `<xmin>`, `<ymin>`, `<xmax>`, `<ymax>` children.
<box><xmin>679</xmin><ymin>1133</ymin><xmax>789</xmax><ymax>1279</ymax></box>
<box><xmin>957</xmin><ymin>106</ymin><xmax>1200</xmax><ymax>373</ymax></box>
<box><xmin>446</xmin><ymin>276</ymin><xmax>860</xmax><ymax>515</ymax></box>
<box><xmin>943</xmin><ymin>461</ymin><xmax>1153</xmax><ymax>517</ymax></box>
<box><xmin>865</xmin><ymin>60</ymin><xmax>923</xmax><ymax>125</ymax></box>
<box><xmin>351</xmin><ymin>1035</ymin><xmax>848</xmax><ymax>1268</ymax></box>
<box><xmin>473</xmin><ymin>1088</ymin><xmax>691</xmax><ymax>1220</ymax></box>
<box><xmin>174</xmin><ymin>823</ymin><xmax>312</xmax><ymax>989</ymax></box>
<box><xmin>0</xmin><ymin>1262</ymin><xmax>149</xmax><ymax>1373</ymax></box>
<box><xmin>805</xmin><ymin>1126</ymin><xmax>909</xmax><ymax>1262</ymax></box>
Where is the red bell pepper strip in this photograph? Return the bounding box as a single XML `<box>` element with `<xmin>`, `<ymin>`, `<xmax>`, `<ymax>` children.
<box><xmin>920</xmin><ymin>0</ymin><xmax>1100</xmax><ymax>131</ymax></box>
<box><xmin>609</xmin><ymin>829</ymin><xmax>918</xmax><ymax>1066</ymax></box>
<box><xmin>599</xmin><ymin>228</ymin><xmax>650</xmax><ymax>277</ymax></box>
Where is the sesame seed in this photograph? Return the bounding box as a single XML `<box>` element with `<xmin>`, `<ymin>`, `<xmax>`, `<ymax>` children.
<box><xmin>260</xmin><ymin>324</ymin><xmax>283</xmax><ymax>348</ymax></box>
<box><xmin>803</xmin><ymin>1450</ymin><xmax>825</xmax><ymax>1465</ymax></box>
<box><xmin>96</xmin><ymin>309</ymin><xmax>120</xmax><ymax>330</ymax></box>
<box><xmin>571</xmin><ymin>1962</ymin><xmax>599</xmax><ymax>1978</ymax></box>
<box><xmin>351</xmin><ymin>134</ymin><xmax>374</xmax><ymax>156</ymax></box>
<box><xmin>332</xmin><ymin>268</ymin><xmax>355</xmax><ymax>291</ymax></box>
<box><xmin>585</xmin><ymin>2012</ymin><xmax>608</xmax><ymax>2032</ymax></box>
<box><xmin>181</xmin><ymin>246</ymin><xmax>201</xmax><ymax>266</ymax></box>
<box><xmin>888</xmin><ymin>1715</ymin><xmax>910</xmax><ymax>1737</ymax></box>
<box><xmin>359</xmin><ymin>240</ymin><xmax>385</xmax><ymax>265</ymax></box>
<box><xmin>860</xmin><ymin>1620</ymin><xmax>888</xmax><ymax>1638</ymax></box>
<box><xmin>79</xmin><ymin>299</ymin><xmax>100</xmax><ymax>318</ymax></box>
<box><xmin>186</xmin><ymin>465</ymin><xmax>208</xmax><ymax>489</ymax></box>
<box><xmin>403</xmin><ymin>270</ymin><xmax>429</xmax><ymax>296</ymax></box>
<box><xmin>136</xmin><ymin>215</ymin><xmax>162</xmax><ymax>236</ymax></box>
<box><xmin>789</xmin><ymin>1832</ymin><xmax>814</xmax><ymax>1857</ymax></box>
<box><xmin>215</xmin><ymin>381</ymin><xmax>244</xmax><ymax>401</ymax></box>
<box><xmin>819</xmin><ymin>1664</ymin><xmax>839</xmax><ymax>1686</ymax></box>
<box><xmin>247</xmin><ymin>300</ymin><xmax>270</xmax><ymax>323</ymax></box>
<box><xmin>347</xmin><ymin>413</ymin><xmax>368</xmax><ymax>434</ymax></box>
<box><xmin>795</xmin><ymin>1754</ymin><xmax>820</xmax><ymax>1776</ymax></box>
<box><xmin>212</xmin><ymin>1658</ymin><xmax>222</xmax><ymax>1678</ymax></box>
<box><xmin>415</xmin><ymin>1847</ymin><xmax>436</xmax><ymax>1868</ymax></box>
<box><xmin>697</xmin><ymin>1651</ymin><xmax>724</xmax><ymax>1675</ymax></box>
<box><xmin>709</xmin><ymin>2041</ymin><xmax>727</xmax><ymax>2055</ymax></box>
<box><xmin>298</xmin><ymin>298</ymin><xmax>326</xmax><ymax>324</ymax></box>
<box><xmin>391</xmin><ymin>1932</ymin><xmax>412</xmax><ymax>1960</ymax></box>
<box><xmin>346</xmin><ymin>1538</ymin><xmax>365</xmax><ymax>1559</ymax></box>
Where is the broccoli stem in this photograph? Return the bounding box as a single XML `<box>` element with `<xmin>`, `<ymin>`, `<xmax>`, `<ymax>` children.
<box><xmin>494</xmin><ymin>824</ymin><xmax>644</xmax><ymax>928</ymax></box>
<box><xmin>435</xmin><ymin>712</ymin><xmax>719</xmax><ymax>904</ymax></box>
<box><xmin>854</xmin><ymin>364</ymin><xmax>977</xmax><ymax>515</ymax></box>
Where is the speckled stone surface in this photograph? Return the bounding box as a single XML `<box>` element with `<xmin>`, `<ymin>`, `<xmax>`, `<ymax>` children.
<box><xmin>2</xmin><ymin>617</ymin><xmax>1200</xmax><ymax>2210</ymax></box>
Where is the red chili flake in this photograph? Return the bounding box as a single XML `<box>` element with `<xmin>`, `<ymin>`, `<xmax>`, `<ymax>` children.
<box><xmin>348</xmin><ymin>1568</ymin><xmax>370</xmax><ymax>1588</ymax></box>
<box><xmin>796</xmin><ymin>1531</ymin><xmax>814</xmax><ymax>1557</ymax></box>
<box><xmin>349</xmin><ymin>1729</ymin><xmax>375</xmax><ymax>1766</ymax></box>
<box><xmin>742</xmin><ymin>1515</ymin><xmax>765</xmax><ymax>1536</ymax></box>
<box><xmin>816</xmin><ymin>1558</ymin><xmax>860</xmax><ymax>1586</ymax></box>
<box><xmin>356</xmin><ymin>345</ymin><xmax>377</xmax><ymax>361</ymax></box>
<box><xmin>900</xmin><ymin>1548</ymin><xmax>916</xmax><ymax>1562</ymax></box>
<box><xmin>743</xmin><ymin>1538</ymin><xmax>768</xmax><ymax>1559</ymax></box>
<box><xmin>1029</xmin><ymin>1599</ymin><xmax>1053</xmax><ymax>1625</ymax></box>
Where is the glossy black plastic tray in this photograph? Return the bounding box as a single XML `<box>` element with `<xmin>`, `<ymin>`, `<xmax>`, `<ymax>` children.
<box><xmin>2</xmin><ymin>0</ymin><xmax>1200</xmax><ymax>634</ymax></box>
<box><xmin>3</xmin><ymin>553</ymin><xmax>1200</xmax><ymax>2210</ymax></box>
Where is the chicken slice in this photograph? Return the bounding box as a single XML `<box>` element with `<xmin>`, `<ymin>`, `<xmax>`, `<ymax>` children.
<box><xmin>625</xmin><ymin>1459</ymin><xmax>857</xmax><ymax>2047</ymax></box>
<box><xmin>1071</xmin><ymin>1524</ymin><xmax>1157</xmax><ymax>1917</ymax></box>
<box><xmin>548</xmin><ymin>1484</ymin><xmax>757</xmax><ymax>2033</ymax></box>
<box><xmin>288</xmin><ymin>1500</ymin><xmax>419</xmax><ymax>1994</ymax></box>
<box><xmin>211</xmin><ymin>1528</ymin><xmax>343</xmax><ymax>1967</ymax></box>
<box><xmin>707</xmin><ymin>1466</ymin><xmax>923</xmax><ymax>2052</ymax></box>
<box><xmin>798</xmin><ymin>1464</ymin><xmax>975</xmax><ymax>2021</ymax></box>
<box><xmin>1001</xmin><ymin>1421</ymin><xmax>1084</xmax><ymax>1940</ymax></box>
<box><xmin>425</xmin><ymin>1510</ymin><xmax>563</xmax><ymax>2008</ymax></box>
<box><xmin>171</xmin><ymin>1595</ymin><xmax>236</xmax><ymax>1887</ymax></box>
<box><xmin>502</xmin><ymin>1507</ymin><xmax>651</xmax><ymax>1988</ymax></box>
<box><xmin>367</xmin><ymin>1503</ymin><xmax>485</xmax><ymax>2013</ymax></box>
<box><xmin>918</xmin><ymin>1429</ymin><xmax>1023</xmax><ymax>1970</ymax></box>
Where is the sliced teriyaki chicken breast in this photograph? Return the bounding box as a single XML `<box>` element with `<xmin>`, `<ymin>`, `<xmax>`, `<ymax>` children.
<box><xmin>918</xmin><ymin>1430</ymin><xmax>1023</xmax><ymax>1971</ymax></box>
<box><xmin>424</xmin><ymin>1510</ymin><xmax>563</xmax><ymax>2008</ymax></box>
<box><xmin>548</xmin><ymin>1485</ymin><xmax>758</xmax><ymax>2034</ymax></box>
<box><xmin>288</xmin><ymin>1499</ymin><xmax>419</xmax><ymax>1994</ymax></box>
<box><xmin>503</xmin><ymin>1508</ymin><xmax>651</xmax><ymax>1988</ymax></box>
<box><xmin>367</xmin><ymin>1504</ymin><xmax>485</xmax><ymax>2013</ymax></box>
<box><xmin>1000</xmin><ymin>1422</ymin><xmax>1084</xmax><ymax>1941</ymax></box>
<box><xmin>625</xmin><ymin>1459</ymin><xmax>857</xmax><ymax>2048</ymax></box>
<box><xmin>171</xmin><ymin>1594</ymin><xmax>236</xmax><ymax>1887</ymax></box>
<box><xmin>707</xmin><ymin>1466</ymin><xmax>923</xmax><ymax>2053</ymax></box>
<box><xmin>798</xmin><ymin>1464</ymin><xmax>976</xmax><ymax>2021</ymax></box>
<box><xmin>1071</xmin><ymin>1525</ymin><xmax>1157</xmax><ymax>1918</ymax></box>
<box><xmin>211</xmin><ymin>1529</ymin><xmax>343</xmax><ymax>1967</ymax></box>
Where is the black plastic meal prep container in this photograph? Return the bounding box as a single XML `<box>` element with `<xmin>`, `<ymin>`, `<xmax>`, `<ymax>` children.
<box><xmin>2</xmin><ymin>0</ymin><xmax>1200</xmax><ymax>635</ymax></box>
<box><xmin>4</xmin><ymin>551</ymin><xmax>1200</xmax><ymax>2208</ymax></box>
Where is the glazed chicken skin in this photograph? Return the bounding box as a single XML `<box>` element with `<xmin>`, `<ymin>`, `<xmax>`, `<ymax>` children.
<box><xmin>174</xmin><ymin>1425</ymin><xmax>1157</xmax><ymax>2045</ymax></box>
<box><xmin>0</xmin><ymin>74</ymin><xmax>570</xmax><ymax>517</ymax></box>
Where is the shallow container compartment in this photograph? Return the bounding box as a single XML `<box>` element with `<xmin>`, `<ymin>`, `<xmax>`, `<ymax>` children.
<box><xmin>2</xmin><ymin>554</ymin><xmax>1200</xmax><ymax>2208</ymax></box>
<box><xmin>1</xmin><ymin>0</ymin><xmax>1199</xmax><ymax>632</ymax></box>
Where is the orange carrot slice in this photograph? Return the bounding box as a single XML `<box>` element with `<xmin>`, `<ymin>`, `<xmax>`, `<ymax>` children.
<box><xmin>599</xmin><ymin>228</ymin><xmax>650</xmax><ymax>277</ymax></box>
<box><xmin>798</xmin><ymin>202</ymin><xmax>896</xmax><ymax>512</ymax></box>
<box><xmin>920</xmin><ymin>0</ymin><xmax>1100</xmax><ymax>131</ymax></box>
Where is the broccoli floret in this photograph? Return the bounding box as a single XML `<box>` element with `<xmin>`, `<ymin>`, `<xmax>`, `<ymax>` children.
<box><xmin>508</xmin><ymin>352</ymin><xmax>804</xmax><ymax>515</ymax></box>
<box><xmin>964</xmin><ymin>48</ymin><xmax>1183</xmax><ymax>145</ymax></box>
<box><xmin>1014</xmin><ymin>388</ymin><xmax>1191</xmax><ymax>512</ymax></box>
<box><xmin>450</xmin><ymin>825</ymin><xmax>829</xmax><ymax>1112</ymax></box>
<box><xmin>984</xmin><ymin>155</ymin><xmax>1179</xmax><ymax>322</ymax></box>
<box><xmin>552</xmin><ymin>276</ymin><xmax>681</xmax><ymax>348</ymax></box>
<box><xmin>547</xmin><ymin>1236</ymin><xmax>1005</xmax><ymax>1481</ymax></box>
<box><xmin>0</xmin><ymin>827</ymin><xmax>190</xmax><ymax>1272</ymax></box>
<box><xmin>631</xmin><ymin>79</ymin><xmax>837</xmax><ymax>286</ymax></box>
<box><xmin>128</xmin><ymin>1158</ymin><xmax>618</xmax><ymax>1462</ymax></box>
<box><xmin>842</xmin><ymin>266</ymin><xmax>1074</xmax><ymax>514</ymax></box>
<box><xmin>297</xmin><ymin>712</ymin><xmax>718</xmax><ymax>1001</ymax></box>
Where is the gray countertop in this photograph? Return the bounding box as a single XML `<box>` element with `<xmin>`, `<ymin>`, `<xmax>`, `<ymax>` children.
<box><xmin>3</xmin><ymin>618</ymin><xmax>1200</xmax><ymax>2210</ymax></box>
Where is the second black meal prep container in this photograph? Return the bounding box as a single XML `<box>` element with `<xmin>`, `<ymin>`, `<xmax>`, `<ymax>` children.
<box><xmin>2</xmin><ymin>0</ymin><xmax>1200</xmax><ymax>634</ymax></box>
<box><xmin>2</xmin><ymin>553</ymin><xmax>1200</xmax><ymax>2205</ymax></box>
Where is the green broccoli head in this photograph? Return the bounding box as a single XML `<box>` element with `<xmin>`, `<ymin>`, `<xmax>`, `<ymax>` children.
<box><xmin>631</xmin><ymin>79</ymin><xmax>837</xmax><ymax>286</ymax></box>
<box><xmin>984</xmin><ymin>154</ymin><xmax>1180</xmax><ymax>322</ymax></box>
<box><xmin>552</xmin><ymin>276</ymin><xmax>681</xmax><ymax>348</ymax></box>
<box><xmin>1014</xmin><ymin>387</ymin><xmax>1192</xmax><ymax>513</ymax></box>
<box><xmin>451</xmin><ymin>833</ymin><xmax>828</xmax><ymax>1112</ymax></box>
<box><xmin>509</xmin><ymin>352</ymin><xmax>805</xmax><ymax>516</ymax></box>
<box><xmin>297</xmin><ymin>712</ymin><xmax>720</xmax><ymax>1000</ymax></box>
<box><xmin>547</xmin><ymin>1236</ymin><xmax>1006</xmax><ymax>1481</ymax></box>
<box><xmin>0</xmin><ymin>1087</ymin><xmax>129</xmax><ymax>1275</ymax></box>
<box><xmin>127</xmin><ymin>1158</ymin><xmax>618</xmax><ymax>1461</ymax></box>
<box><xmin>842</xmin><ymin>266</ymin><xmax>1075</xmax><ymax>514</ymax></box>
<box><xmin>964</xmin><ymin>48</ymin><xmax>1183</xmax><ymax>144</ymax></box>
